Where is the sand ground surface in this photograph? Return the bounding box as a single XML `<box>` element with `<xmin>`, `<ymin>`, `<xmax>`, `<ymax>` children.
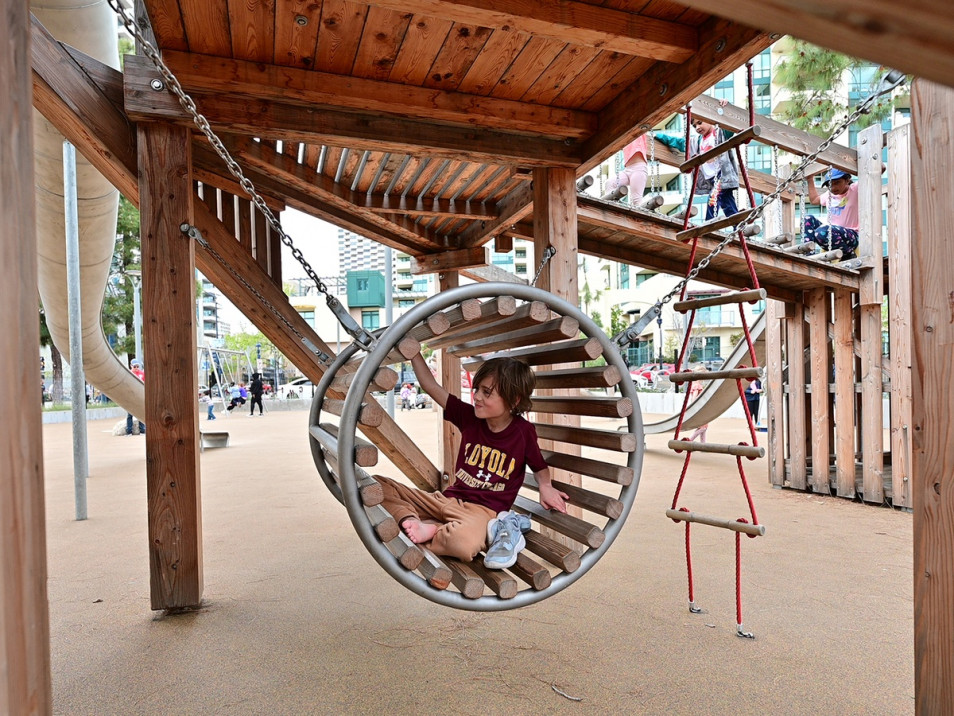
<box><xmin>43</xmin><ymin>405</ymin><xmax>914</xmax><ymax>715</ymax></box>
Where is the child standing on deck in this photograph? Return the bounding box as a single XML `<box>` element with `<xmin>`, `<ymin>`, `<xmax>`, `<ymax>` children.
<box><xmin>690</xmin><ymin>115</ymin><xmax>739</xmax><ymax>220</ymax></box>
<box><xmin>375</xmin><ymin>352</ymin><xmax>568</xmax><ymax>568</ymax></box>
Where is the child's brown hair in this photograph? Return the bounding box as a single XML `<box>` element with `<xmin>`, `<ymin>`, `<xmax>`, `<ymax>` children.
<box><xmin>471</xmin><ymin>357</ymin><xmax>535</xmax><ymax>415</ymax></box>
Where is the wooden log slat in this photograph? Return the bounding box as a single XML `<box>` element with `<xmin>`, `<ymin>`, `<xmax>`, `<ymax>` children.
<box><xmin>462</xmin><ymin>337</ymin><xmax>603</xmax><ymax>368</ymax></box>
<box><xmin>670</xmin><ymin>367</ymin><xmax>763</xmax><ymax>383</ymax></box>
<box><xmin>763</xmin><ymin>232</ymin><xmax>794</xmax><ymax>245</ymax></box>
<box><xmin>533</xmin><ymin>422</ymin><xmax>637</xmax><ymax>452</ymax></box>
<box><xmin>310</xmin><ymin>423</ymin><xmax>378</xmax><ymax>467</ymax></box>
<box><xmin>385</xmin><ymin>531</ymin><xmax>425</xmax><ymax>570</ymax></box>
<box><xmin>532</xmin><ymin>395</ymin><xmax>633</xmax><ymax>418</ymax></box>
<box><xmin>366</xmin><ymin>504</ymin><xmax>399</xmax><ymax>542</ymax></box>
<box><xmin>532</xmin><ymin>365</ymin><xmax>621</xmax><ymax>389</ymax></box>
<box><xmin>514</xmin><ymin>497</ymin><xmax>605</xmax><ymax>549</ymax></box>
<box><xmin>330</xmin><ymin>366</ymin><xmax>398</xmax><ymax>394</ymax></box>
<box><xmin>467</xmin><ymin>559</ymin><xmax>518</xmax><ymax>599</ymax></box>
<box><xmin>407</xmin><ymin>313</ymin><xmax>451</xmax><ymax>343</ymax></box>
<box><xmin>524</xmin><ymin>530</ymin><xmax>581</xmax><ymax>573</ymax></box>
<box><xmin>676</xmin><ymin>208</ymin><xmax>758</xmax><ymax>242</ymax></box>
<box><xmin>539</xmin><ymin>451</ymin><xmax>633</xmax><ymax>486</ymax></box>
<box><xmin>784</xmin><ymin>241</ymin><xmax>817</xmax><ymax>255</ymax></box>
<box><xmin>321</xmin><ymin>399</ymin><xmax>385</xmax><ymax>428</ymax></box>
<box><xmin>668</xmin><ymin>439</ymin><xmax>764</xmax><ymax>459</ymax></box>
<box><xmin>448</xmin><ymin>316</ymin><xmax>579</xmax><ymax>358</ymax></box>
<box><xmin>445</xmin><ymin>559</ymin><xmax>485</xmax><ymax>599</ymax></box>
<box><xmin>417</xmin><ymin>548</ymin><xmax>452</xmax><ymax>590</ymax></box>
<box><xmin>673</xmin><ymin>288</ymin><xmax>766</xmax><ymax>312</ymax></box>
<box><xmin>425</xmin><ymin>301</ymin><xmax>550</xmax><ymax>350</ymax></box>
<box><xmin>509</xmin><ymin>552</ymin><xmax>552</xmax><ymax>590</ymax></box>
<box><xmin>322</xmin><ymin>452</ymin><xmax>384</xmax><ymax>507</ymax></box>
<box><xmin>680</xmin><ymin>126</ymin><xmax>762</xmax><ymax>172</ymax></box>
<box><xmin>524</xmin><ymin>473</ymin><xmax>624</xmax><ymax>519</ymax></box>
<box><xmin>437</xmin><ymin>296</ymin><xmax>518</xmax><ymax>333</ymax></box>
<box><xmin>438</xmin><ymin>299</ymin><xmax>484</xmax><ymax>327</ymax></box>
<box><xmin>665</xmin><ymin>508</ymin><xmax>765</xmax><ymax>536</ymax></box>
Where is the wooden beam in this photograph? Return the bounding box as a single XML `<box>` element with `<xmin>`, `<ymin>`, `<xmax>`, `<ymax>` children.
<box><xmin>765</xmin><ymin>300</ymin><xmax>786</xmax><ymax>487</ymax></box>
<box><xmin>160</xmin><ymin>50</ymin><xmax>595</xmax><ymax>139</ymax></box>
<box><xmin>581</xmin><ymin>17</ymin><xmax>772</xmax><ymax>174</ymax></box>
<box><xmin>689</xmin><ymin>95</ymin><xmax>858</xmax><ymax>174</ymax></box>
<box><xmin>410</xmin><ymin>247</ymin><xmax>489</xmax><ymax>274</ymax></box>
<box><xmin>124</xmin><ymin>55</ymin><xmax>579</xmax><ymax>168</ymax></box>
<box><xmin>364</xmin><ymin>0</ymin><xmax>698</xmax><ymax>61</ymax></box>
<box><xmin>363</xmin><ymin>194</ymin><xmax>498</xmax><ymax>220</ymax></box>
<box><xmin>910</xmin><ymin>79</ymin><xmax>954</xmax><ymax>714</ymax></box>
<box><xmin>807</xmin><ymin>287</ymin><xmax>830</xmax><ymax>493</ymax></box>
<box><xmin>786</xmin><ymin>300</ymin><xmax>807</xmax><ymax>490</ymax></box>
<box><xmin>1</xmin><ymin>2</ymin><xmax>51</xmax><ymax>710</ymax></box>
<box><xmin>886</xmin><ymin>125</ymin><xmax>912</xmax><ymax>510</ymax></box>
<box><xmin>438</xmin><ymin>273</ymin><xmax>462</xmax><ymax>479</ymax></box>
<box><xmin>670</xmin><ymin>0</ymin><xmax>954</xmax><ymax>90</ymax></box>
<box><xmin>832</xmin><ymin>289</ymin><xmax>855</xmax><ymax>498</ymax></box>
<box><xmin>138</xmin><ymin>122</ymin><xmax>203</xmax><ymax>610</ymax></box>
<box><xmin>460</xmin><ymin>264</ymin><xmax>528</xmax><ymax>284</ymax></box>
<box><xmin>457</xmin><ymin>183</ymin><xmax>534</xmax><ymax>248</ymax></box>
<box><xmin>30</xmin><ymin>14</ymin><xmax>138</xmax><ymax>201</ymax></box>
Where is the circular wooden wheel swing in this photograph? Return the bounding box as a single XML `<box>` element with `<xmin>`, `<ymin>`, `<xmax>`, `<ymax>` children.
<box><xmin>309</xmin><ymin>282</ymin><xmax>644</xmax><ymax>610</ymax></box>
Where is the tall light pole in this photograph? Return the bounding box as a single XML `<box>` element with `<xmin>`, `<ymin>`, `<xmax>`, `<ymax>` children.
<box><xmin>657</xmin><ymin>314</ymin><xmax>664</xmax><ymax>366</ymax></box>
<box><xmin>126</xmin><ymin>269</ymin><xmax>142</xmax><ymax>364</ymax></box>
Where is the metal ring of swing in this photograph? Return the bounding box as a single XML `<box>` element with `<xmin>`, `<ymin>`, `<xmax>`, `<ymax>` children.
<box><xmin>312</xmin><ymin>282</ymin><xmax>644</xmax><ymax>611</ymax></box>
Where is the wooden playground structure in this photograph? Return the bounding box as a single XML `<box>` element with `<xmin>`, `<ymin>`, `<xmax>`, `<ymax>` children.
<box><xmin>4</xmin><ymin>0</ymin><xmax>954</xmax><ymax>712</ymax></box>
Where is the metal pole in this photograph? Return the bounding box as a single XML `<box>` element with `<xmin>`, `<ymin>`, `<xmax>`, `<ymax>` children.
<box><xmin>657</xmin><ymin>315</ymin><xmax>664</xmax><ymax>366</ymax></box>
<box><xmin>63</xmin><ymin>141</ymin><xmax>88</xmax><ymax>521</ymax></box>
<box><xmin>132</xmin><ymin>276</ymin><xmax>142</xmax><ymax>363</ymax></box>
<box><xmin>384</xmin><ymin>246</ymin><xmax>395</xmax><ymax>417</ymax></box>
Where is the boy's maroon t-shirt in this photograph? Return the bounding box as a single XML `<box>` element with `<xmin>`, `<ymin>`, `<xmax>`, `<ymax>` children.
<box><xmin>442</xmin><ymin>394</ymin><xmax>547</xmax><ymax>514</ymax></box>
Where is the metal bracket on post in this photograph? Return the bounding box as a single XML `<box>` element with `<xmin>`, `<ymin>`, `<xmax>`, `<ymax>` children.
<box><xmin>613</xmin><ymin>304</ymin><xmax>662</xmax><ymax>348</ymax></box>
<box><xmin>326</xmin><ymin>295</ymin><xmax>375</xmax><ymax>351</ymax></box>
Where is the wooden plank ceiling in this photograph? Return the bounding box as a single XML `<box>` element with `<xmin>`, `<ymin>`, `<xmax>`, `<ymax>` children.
<box><xmin>130</xmin><ymin>0</ymin><xmax>773</xmax><ymax>265</ymax></box>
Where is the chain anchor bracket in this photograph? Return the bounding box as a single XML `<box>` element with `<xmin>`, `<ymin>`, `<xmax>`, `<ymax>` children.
<box><xmin>326</xmin><ymin>295</ymin><xmax>375</xmax><ymax>350</ymax></box>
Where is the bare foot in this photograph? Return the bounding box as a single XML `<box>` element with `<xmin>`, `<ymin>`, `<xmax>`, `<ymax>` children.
<box><xmin>402</xmin><ymin>518</ymin><xmax>438</xmax><ymax>544</ymax></box>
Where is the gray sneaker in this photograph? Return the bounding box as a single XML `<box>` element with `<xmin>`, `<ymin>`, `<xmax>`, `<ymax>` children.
<box><xmin>484</xmin><ymin>511</ymin><xmax>531</xmax><ymax>569</ymax></box>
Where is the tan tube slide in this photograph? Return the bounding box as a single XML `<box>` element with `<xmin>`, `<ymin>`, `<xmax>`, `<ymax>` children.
<box><xmin>33</xmin><ymin>0</ymin><xmax>145</xmax><ymax>417</ymax></box>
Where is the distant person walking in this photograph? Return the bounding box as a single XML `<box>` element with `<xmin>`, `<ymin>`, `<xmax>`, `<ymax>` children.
<box><xmin>125</xmin><ymin>359</ymin><xmax>146</xmax><ymax>436</ymax></box>
<box><xmin>249</xmin><ymin>373</ymin><xmax>265</xmax><ymax>416</ymax></box>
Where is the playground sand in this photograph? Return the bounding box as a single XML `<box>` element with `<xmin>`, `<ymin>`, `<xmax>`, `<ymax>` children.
<box><xmin>42</xmin><ymin>407</ymin><xmax>913</xmax><ymax>715</ymax></box>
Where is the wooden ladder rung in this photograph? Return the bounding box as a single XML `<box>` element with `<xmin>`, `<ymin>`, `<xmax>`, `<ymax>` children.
<box><xmin>407</xmin><ymin>313</ymin><xmax>452</xmax><ymax>343</ymax></box>
<box><xmin>676</xmin><ymin>208</ymin><xmax>757</xmax><ymax>242</ymax></box>
<box><xmin>445</xmin><ymin>559</ymin><xmax>486</xmax><ymax>599</ymax></box>
<box><xmin>784</xmin><ymin>241</ymin><xmax>817</xmax><ymax>254</ymax></box>
<box><xmin>416</xmin><ymin>548</ymin><xmax>452</xmax><ymax>590</ymax></box>
<box><xmin>809</xmin><ymin>249</ymin><xmax>843</xmax><ymax>263</ymax></box>
<box><xmin>668</xmin><ymin>439</ymin><xmax>765</xmax><ymax>459</ymax></box>
<box><xmin>310</xmin><ymin>422</ymin><xmax>379</xmax><ymax>467</ymax></box>
<box><xmin>670</xmin><ymin>366</ymin><xmax>763</xmax><ymax>383</ymax></box>
<box><xmin>539</xmin><ymin>451</ymin><xmax>634</xmax><ymax>486</ymax></box>
<box><xmin>764</xmin><ymin>232</ymin><xmax>794</xmax><ymax>245</ymax></box>
<box><xmin>320</xmin><ymin>398</ymin><xmax>385</xmax><ymax>428</ymax></box>
<box><xmin>524</xmin><ymin>472</ymin><xmax>625</xmax><ymax>518</ymax></box>
<box><xmin>601</xmin><ymin>185</ymin><xmax>628</xmax><ymax>201</ymax></box>
<box><xmin>532</xmin><ymin>395</ymin><xmax>633</xmax><ymax>419</ymax></box>
<box><xmin>665</xmin><ymin>508</ymin><xmax>765</xmax><ymax>536</ymax></box>
<box><xmin>679</xmin><ymin>125</ymin><xmax>761</xmax><ymax>173</ymax></box>
<box><xmin>463</xmin><ymin>337</ymin><xmax>603</xmax><ymax>369</ymax></box>
<box><xmin>323</xmin><ymin>453</ymin><xmax>385</xmax><ymax>507</ymax></box>
<box><xmin>532</xmin><ymin>365</ymin><xmax>621</xmax><ymax>390</ymax></box>
<box><xmin>533</xmin><ymin>422</ymin><xmax>638</xmax><ymax>452</ymax></box>
<box><xmin>385</xmin><ymin>531</ymin><xmax>425</xmax><ymax>570</ymax></box>
<box><xmin>330</xmin><ymin>366</ymin><xmax>398</xmax><ymax>394</ymax></box>
<box><xmin>524</xmin><ymin>530</ymin><xmax>581</xmax><ymax>573</ymax></box>
<box><xmin>514</xmin><ymin>496</ymin><xmax>605</xmax><ymax>549</ymax></box>
<box><xmin>426</xmin><ymin>301</ymin><xmax>550</xmax><ymax>350</ymax></box>
<box><xmin>443</xmin><ymin>297</ymin><xmax>516</xmax><ymax>331</ymax></box>
<box><xmin>448</xmin><ymin>316</ymin><xmax>579</xmax><ymax>358</ymax></box>
<box><xmin>510</xmin><ymin>552</ymin><xmax>552</xmax><ymax>590</ymax></box>
<box><xmin>673</xmin><ymin>288</ymin><xmax>766</xmax><ymax>312</ymax></box>
<box><xmin>344</xmin><ymin>336</ymin><xmax>420</xmax><ymax>372</ymax></box>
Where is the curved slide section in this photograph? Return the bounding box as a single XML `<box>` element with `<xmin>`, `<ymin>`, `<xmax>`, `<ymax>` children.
<box><xmin>33</xmin><ymin>1</ymin><xmax>145</xmax><ymax>417</ymax></box>
<box><xmin>643</xmin><ymin>311</ymin><xmax>766</xmax><ymax>434</ymax></box>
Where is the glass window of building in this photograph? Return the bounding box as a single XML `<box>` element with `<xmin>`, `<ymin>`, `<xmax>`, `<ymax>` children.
<box><xmin>300</xmin><ymin>310</ymin><xmax>315</xmax><ymax>328</ymax></box>
<box><xmin>713</xmin><ymin>79</ymin><xmax>734</xmax><ymax>105</ymax></box>
<box><xmin>356</xmin><ymin>278</ymin><xmax>369</xmax><ymax>291</ymax></box>
<box><xmin>747</xmin><ymin>143</ymin><xmax>772</xmax><ymax>171</ymax></box>
<box><xmin>635</xmin><ymin>271</ymin><xmax>657</xmax><ymax>286</ymax></box>
<box><xmin>361</xmin><ymin>310</ymin><xmax>380</xmax><ymax>330</ymax></box>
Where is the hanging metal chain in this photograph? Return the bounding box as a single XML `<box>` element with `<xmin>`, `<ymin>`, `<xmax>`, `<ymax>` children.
<box><xmin>615</xmin><ymin>70</ymin><xmax>905</xmax><ymax>348</ymax></box>
<box><xmin>181</xmin><ymin>225</ymin><xmax>331</xmax><ymax>363</ymax></box>
<box><xmin>531</xmin><ymin>246</ymin><xmax>557</xmax><ymax>287</ymax></box>
<box><xmin>772</xmin><ymin>145</ymin><xmax>783</xmax><ymax>237</ymax></box>
<box><xmin>105</xmin><ymin>0</ymin><xmax>376</xmax><ymax>349</ymax></box>
<box><xmin>648</xmin><ymin>130</ymin><xmax>660</xmax><ymax>195</ymax></box>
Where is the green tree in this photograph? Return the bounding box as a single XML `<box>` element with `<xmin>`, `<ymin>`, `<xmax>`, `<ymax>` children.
<box><xmin>608</xmin><ymin>305</ymin><xmax>628</xmax><ymax>340</ymax></box>
<box><xmin>38</xmin><ymin>305</ymin><xmax>64</xmax><ymax>404</ymax></box>
<box><xmin>774</xmin><ymin>39</ymin><xmax>901</xmax><ymax>137</ymax></box>
<box><xmin>225</xmin><ymin>331</ymin><xmax>275</xmax><ymax>359</ymax></box>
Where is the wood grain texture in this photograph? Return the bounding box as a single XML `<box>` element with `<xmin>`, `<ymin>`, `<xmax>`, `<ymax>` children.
<box><xmin>1</xmin><ymin>3</ymin><xmax>52</xmax><ymax>709</ymax></box>
<box><xmin>910</xmin><ymin>79</ymin><xmax>954</xmax><ymax>713</ymax></box>
<box><xmin>138</xmin><ymin>122</ymin><xmax>203</xmax><ymax>610</ymax></box>
<box><xmin>786</xmin><ymin>301</ymin><xmax>807</xmax><ymax>490</ymax></box>
<box><xmin>765</xmin><ymin>300</ymin><xmax>785</xmax><ymax>487</ymax></box>
<box><xmin>807</xmin><ymin>287</ymin><xmax>831</xmax><ymax>494</ymax></box>
<box><xmin>833</xmin><ymin>290</ymin><xmax>856</xmax><ymax>498</ymax></box>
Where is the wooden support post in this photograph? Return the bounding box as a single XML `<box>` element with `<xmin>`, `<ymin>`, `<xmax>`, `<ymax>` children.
<box><xmin>910</xmin><ymin>79</ymin><xmax>954</xmax><ymax>714</ymax></box>
<box><xmin>1</xmin><ymin>2</ymin><xmax>52</xmax><ymax>709</ymax></box>
<box><xmin>138</xmin><ymin>122</ymin><xmax>203</xmax><ymax>610</ymax></box>
<box><xmin>807</xmin><ymin>287</ymin><xmax>831</xmax><ymax>493</ymax></box>
<box><xmin>438</xmin><ymin>272</ymin><xmax>462</xmax><ymax>481</ymax></box>
<box><xmin>833</xmin><ymin>290</ymin><xmax>855</xmax><ymax>497</ymax></box>
<box><xmin>533</xmin><ymin>168</ymin><xmax>582</xmax><ymax>534</ymax></box>
<box><xmin>786</xmin><ymin>299</ymin><xmax>807</xmax><ymax>490</ymax></box>
<box><xmin>765</xmin><ymin>300</ymin><xmax>785</xmax><ymax>487</ymax></box>
<box><xmin>857</xmin><ymin>123</ymin><xmax>885</xmax><ymax>504</ymax></box>
<box><xmin>886</xmin><ymin>125</ymin><xmax>913</xmax><ymax>510</ymax></box>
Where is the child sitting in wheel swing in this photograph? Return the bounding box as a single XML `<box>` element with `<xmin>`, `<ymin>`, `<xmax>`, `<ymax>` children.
<box><xmin>374</xmin><ymin>352</ymin><xmax>568</xmax><ymax>569</ymax></box>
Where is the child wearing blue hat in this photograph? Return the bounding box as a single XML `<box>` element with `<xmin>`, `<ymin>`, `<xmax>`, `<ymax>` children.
<box><xmin>803</xmin><ymin>168</ymin><xmax>859</xmax><ymax>258</ymax></box>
